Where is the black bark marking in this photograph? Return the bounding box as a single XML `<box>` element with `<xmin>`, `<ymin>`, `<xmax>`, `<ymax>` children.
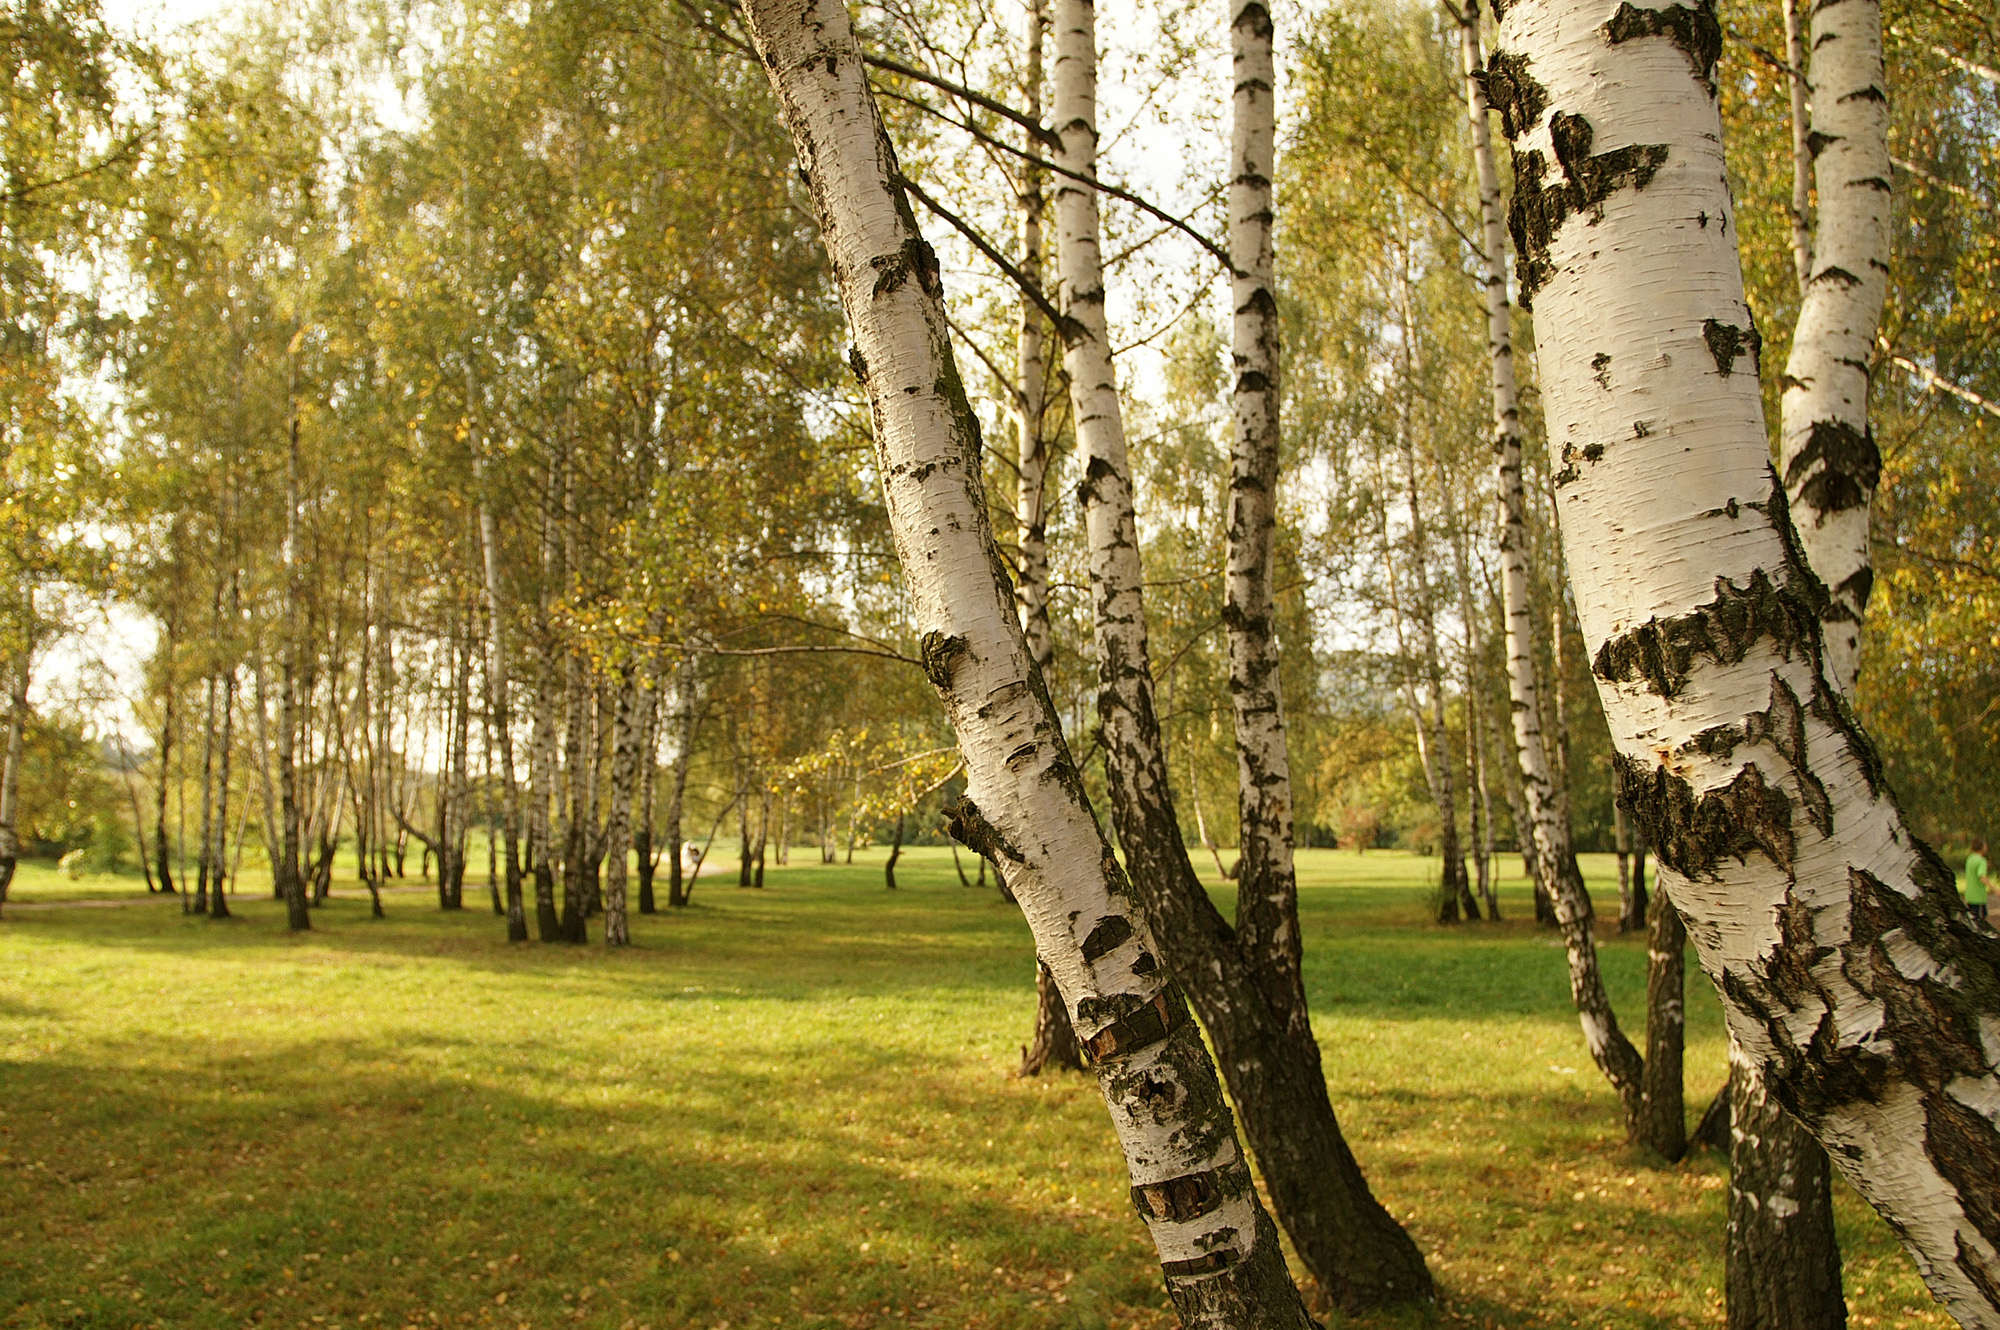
<box><xmin>1161</xmin><ymin>1251</ymin><xmax>1237</xmax><ymax>1277</ymax></box>
<box><xmin>1618</xmin><ymin>754</ymin><xmax>1796</xmax><ymax>877</ymax></box>
<box><xmin>1836</xmin><ymin>565</ymin><xmax>1874</xmax><ymax>612</ymax></box>
<box><xmin>1509</xmin><ymin>113</ymin><xmax>1670</xmax><ymax>303</ymax></box>
<box><xmin>847</xmin><ymin>344</ymin><xmax>869</xmax><ymax>384</ymax></box>
<box><xmin>1592</xmin><ymin>351</ymin><xmax>1613</xmax><ymax>388</ymax></box>
<box><xmin>920</xmin><ymin>630</ymin><xmax>969</xmax><ymax>690</ymax></box>
<box><xmin>1702</xmin><ymin>317</ymin><xmax>1762</xmax><ymax>377</ymax></box>
<box><xmin>1814</xmin><ymin>265</ymin><xmax>1863</xmax><ymax>290</ymax></box>
<box><xmin>1080</xmin><ymin>987</ymin><xmax>1189</xmax><ymax>1061</ymax></box>
<box><xmin>1484</xmin><ymin>51</ymin><xmax>1548</xmax><ymax>139</ymax></box>
<box><xmin>1081</xmin><ymin>914</ymin><xmax>1135</xmax><ymax>963</ymax></box>
<box><xmin>1807</xmin><ymin>130</ymin><xmax>1837</xmax><ymax>158</ymax></box>
<box><xmin>1593</xmin><ymin>567</ymin><xmax>1817</xmax><ymax>699</ymax></box>
<box><xmin>1785</xmin><ymin>418</ymin><xmax>1880</xmax><ymax>518</ymax></box>
<box><xmin>870</xmin><ymin>236</ymin><xmax>943</xmax><ymax>300</ymax></box>
<box><xmin>1744</xmin><ymin>676</ymin><xmax>1834</xmax><ymax>836</ymax></box>
<box><xmin>1604</xmin><ymin>0</ymin><xmax>1722</xmax><ymax>93</ymax></box>
<box><xmin>942</xmin><ymin>795</ymin><xmax>1026</xmax><ymax>865</ymax></box>
<box><xmin>1132</xmin><ymin>1169</ymin><xmax>1227</xmax><ymax>1223</ymax></box>
<box><xmin>1956</xmin><ymin>1234</ymin><xmax>2000</xmax><ymax>1312</ymax></box>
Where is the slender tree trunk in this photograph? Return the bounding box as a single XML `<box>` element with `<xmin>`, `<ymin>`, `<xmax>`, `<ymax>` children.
<box><xmin>1779</xmin><ymin>0</ymin><xmax>1890</xmax><ymax>695</ymax></box>
<box><xmin>1391</xmin><ymin>258</ymin><xmax>1474</xmax><ymax>924</ymax></box>
<box><xmin>210</xmin><ymin>662</ymin><xmax>234</xmax><ymax>919</ymax></box>
<box><xmin>753</xmin><ymin>788</ymin><xmax>769</xmax><ymax>889</ymax></box>
<box><xmin>635</xmin><ymin>666</ymin><xmax>659</xmax><ymax>914</ymax></box>
<box><xmin>473</xmin><ymin>444</ymin><xmax>528</xmax><ymax>943</ymax></box>
<box><xmin>446</xmin><ymin>606</ymin><xmax>472</xmax><ymax>910</ymax></box>
<box><xmin>1487</xmin><ymin>5</ymin><xmax>2000</xmax><ymax>1317</ymax></box>
<box><xmin>0</xmin><ymin>641</ymin><xmax>27</xmax><ymax>910</ymax></box>
<box><xmin>1051</xmin><ymin>0</ymin><xmax>1428</xmax><ymax>1307</ymax></box>
<box><xmin>278</xmin><ymin>392</ymin><xmax>308</xmax><ymax>932</ymax></box>
<box><xmin>740</xmin><ymin>4</ymin><xmax>1319</xmax><ymax>1319</ymax></box>
<box><xmin>251</xmin><ymin>658</ymin><xmax>280</xmax><ymax>900</ymax></box>
<box><xmin>883</xmin><ymin>811</ymin><xmax>902</xmax><ymax>890</ymax></box>
<box><xmin>665</xmin><ymin>656</ymin><xmax>696</xmax><ymax>909</ymax></box>
<box><xmin>602</xmin><ymin>668</ymin><xmax>636</xmax><ymax>947</ymax></box>
<box><xmin>1462</xmin><ymin>0</ymin><xmax>1648</xmax><ymax>1106</ymax></box>
<box><xmin>1015</xmin><ymin>0</ymin><xmax>1053</xmax><ymax>678</ymax></box>
<box><xmin>194</xmin><ymin>670</ymin><xmax>217</xmax><ymax>916</ymax></box>
<box><xmin>157</xmin><ymin>610</ymin><xmax>179</xmax><ymax>897</ymax></box>
<box><xmin>560</xmin><ymin>643</ymin><xmax>588</xmax><ymax>942</ymax></box>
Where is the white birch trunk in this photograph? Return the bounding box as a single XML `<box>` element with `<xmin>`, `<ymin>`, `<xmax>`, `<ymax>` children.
<box><xmin>0</xmin><ymin>641</ymin><xmax>27</xmax><ymax>909</ymax></box>
<box><xmin>1226</xmin><ymin>0</ymin><xmax>1307</xmax><ymax>973</ymax></box>
<box><xmin>1782</xmin><ymin>0</ymin><xmax>1813</xmax><ymax>291</ymax></box>
<box><xmin>1779</xmin><ymin>0</ymin><xmax>1890</xmax><ymax>696</ymax></box>
<box><xmin>738</xmin><ymin>2</ymin><xmax>1313</xmax><ymax>1318</ymax></box>
<box><xmin>1488</xmin><ymin>1</ymin><xmax>2000</xmax><ymax>1318</ymax></box>
<box><xmin>1015</xmin><ymin>0</ymin><xmax>1054</xmax><ymax>676</ymax></box>
<box><xmin>602</xmin><ymin>667</ymin><xmax>636</xmax><ymax>946</ymax></box>
<box><xmin>473</xmin><ymin>446</ymin><xmax>528</xmax><ymax>942</ymax></box>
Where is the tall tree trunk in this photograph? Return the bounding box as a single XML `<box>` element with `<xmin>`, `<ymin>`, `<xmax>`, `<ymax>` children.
<box><xmin>1461</xmin><ymin>0</ymin><xmax>1648</xmax><ymax>1106</ymax></box>
<box><xmin>1391</xmin><ymin>256</ymin><xmax>1474</xmax><ymax>924</ymax></box>
<box><xmin>635</xmin><ymin>666</ymin><xmax>659</xmax><ymax>914</ymax></box>
<box><xmin>210</xmin><ymin>660</ymin><xmax>235</xmax><ymax>919</ymax></box>
<box><xmin>1779</xmin><ymin>0</ymin><xmax>1889</xmax><ymax>696</ymax></box>
<box><xmin>278</xmin><ymin>391</ymin><xmax>308</xmax><ymax>932</ymax></box>
<box><xmin>194</xmin><ymin>670</ymin><xmax>217</xmax><ymax>916</ymax></box>
<box><xmin>446</xmin><ymin>604</ymin><xmax>473</xmax><ymax>911</ymax></box>
<box><xmin>473</xmin><ymin>445</ymin><xmax>528</xmax><ymax>943</ymax></box>
<box><xmin>1010</xmin><ymin>0</ymin><xmax>1081</xmax><ymax>1074</ymax></box>
<box><xmin>0</xmin><ymin>637</ymin><xmax>27</xmax><ymax>911</ymax></box>
<box><xmin>1052</xmin><ymin>0</ymin><xmax>1428</xmax><ymax>1307</ymax></box>
<box><xmin>560</xmin><ymin>642</ymin><xmax>588</xmax><ymax>942</ymax></box>
<box><xmin>157</xmin><ymin>608</ymin><xmax>179</xmax><ymax>897</ymax></box>
<box><xmin>1487</xmin><ymin>4</ymin><xmax>2000</xmax><ymax>1318</ymax></box>
<box><xmin>739</xmin><ymin>3</ymin><xmax>1318</xmax><ymax>1320</ymax></box>
<box><xmin>602</xmin><ymin>667</ymin><xmax>636</xmax><ymax>947</ymax></box>
<box><xmin>665</xmin><ymin>655</ymin><xmax>696</xmax><ymax>909</ymax></box>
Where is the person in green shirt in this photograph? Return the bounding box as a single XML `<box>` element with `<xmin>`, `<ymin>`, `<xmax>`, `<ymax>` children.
<box><xmin>1965</xmin><ymin>839</ymin><xmax>1990</xmax><ymax>924</ymax></box>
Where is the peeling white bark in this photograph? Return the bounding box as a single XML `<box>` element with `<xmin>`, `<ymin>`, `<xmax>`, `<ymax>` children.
<box><xmin>1779</xmin><ymin>0</ymin><xmax>1890</xmax><ymax>696</ymax></box>
<box><xmin>1490</xmin><ymin>0</ymin><xmax>2000</xmax><ymax>1320</ymax></box>
<box><xmin>738</xmin><ymin>0</ymin><xmax>1309</xmax><ymax>1316</ymax></box>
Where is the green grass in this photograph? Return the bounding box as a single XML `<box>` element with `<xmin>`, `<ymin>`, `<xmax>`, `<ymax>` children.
<box><xmin>0</xmin><ymin>848</ymin><xmax>1942</xmax><ymax>1329</ymax></box>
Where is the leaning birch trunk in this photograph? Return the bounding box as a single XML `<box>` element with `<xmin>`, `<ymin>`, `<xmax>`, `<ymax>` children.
<box><xmin>1778</xmin><ymin>0</ymin><xmax>1890</xmax><ymax>696</ymax></box>
<box><xmin>1487</xmin><ymin>2</ymin><xmax>2000</xmax><ymax>1319</ymax></box>
<box><xmin>1053</xmin><ymin>0</ymin><xmax>1428</xmax><ymax>1307</ymax></box>
<box><xmin>739</xmin><ymin>3</ymin><xmax>1316</xmax><ymax>1322</ymax></box>
<box><xmin>1463</xmin><ymin>0</ymin><xmax>1649</xmax><ymax>1115</ymax></box>
<box><xmin>601</xmin><ymin>667</ymin><xmax>637</xmax><ymax>947</ymax></box>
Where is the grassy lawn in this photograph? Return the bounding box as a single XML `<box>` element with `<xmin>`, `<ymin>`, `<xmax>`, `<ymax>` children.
<box><xmin>0</xmin><ymin>847</ymin><xmax>1942</xmax><ymax>1329</ymax></box>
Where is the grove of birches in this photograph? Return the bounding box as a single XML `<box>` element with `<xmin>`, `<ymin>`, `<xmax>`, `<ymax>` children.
<box><xmin>2</xmin><ymin>0</ymin><xmax>1998</xmax><ymax>1321</ymax></box>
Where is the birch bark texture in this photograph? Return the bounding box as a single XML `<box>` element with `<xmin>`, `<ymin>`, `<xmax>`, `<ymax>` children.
<box><xmin>1226</xmin><ymin>0</ymin><xmax>1303</xmax><ymax>960</ymax></box>
<box><xmin>1488</xmin><ymin>0</ymin><xmax>2000</xmax><ymax>1320</ymax></box>
<box><xmin>737</xmin><ymin>2</ymin><xmax>1314</xmax><ymax>1321</ymax></box>
<box><xmin>1778</xmin><ymin>0</ymin><xmax>1890</xmax><ymax>695</ymax></box>
<box><xmin>1053</xmin><ymin>0</ymin><xmax>1429</xmax><ymax>1306</ymax></box>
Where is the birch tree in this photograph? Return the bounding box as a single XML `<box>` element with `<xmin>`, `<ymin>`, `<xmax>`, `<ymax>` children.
<box><xmin>1051</xmin><ymin>0</ymin><xmax>1428</xmax><ymax>1306</ymax></box>
<box><xmin>1487</xmin><ymin>0</ymin><xmax>2000</xmax><ymax>1321</ymax></box>
<box><xmin>738</xmin><ymin>0</ymin><xmax>1317</xmax><ymax>1321</ymax></box>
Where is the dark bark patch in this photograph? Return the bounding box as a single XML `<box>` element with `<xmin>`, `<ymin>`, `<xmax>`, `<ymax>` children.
<box><xmin>870</xmin><ymin>236</ymin><xmax>942</xmax><ymax>300</ymax></box>
<box><xmin>1592</xmin><ymin>567</ymin><xmax>1815</xmax><ymax>698</ymax></box>
<box><xmin>1619</xmin><ymin>755</ymin><xmax>1796</xmax><ymax>877</ymax></box>
<box><xmin>920</xmin><ymin>631</ymin><xmax>968</xmax><ymax>690</ymax></box>
<box><xmin>1807</xmin><ymin>129</ymin><xmax>1838</xmax><ymax>158</ymax></box>
<box><xmin>1604</xmin><ymin>0</ymin><xmax>1722</xmax><ymax>92</ymax></box>
<box><xmin>1132</xmin><ymin>1169</ymin><xmax>1226</xmax><ymax>1223</ymax></box>
<box><xmin>942</xmin><ymin>794</ymin><xmax>1025</xmax><ymax>865</ymax></box>
<box><xmin>1785</xmin><ymin>418</ymin><xmax>1880</xmax><ymax>517</ymax></box>
<box><xmin>1509</xmin><ymin>114</ymin><xmax>1669</xmax><ymax>302</ymax></box>
<box><xmin>1161</xmin><ymin>1250</ymin><xmax>1237</xmax><ymax>1277</ymax></box>
<box><xmin>1743</xmin><ymin>675</ymin><xmax>1833</xmax><ymax>836</ymax></box>
<box><xmin>1484</xmin><ymin>51</ymin><xmax>1547</xmax><ymax>139</ymax></box>
<box><xmin>1702</xmin><ymin>317</ymin><xmax>1762</xmax><ymax>377</ymax></box>
<box><xmin>847</xmin><ymin>344</ymin><xmax>869</xmax><ymax>384</ymax></box>
<box><xmin>1082</xmin><ymin>914</ymin><xmax>1135</xmax><ymax>963</ymax></box>
<box><xmin>1955</xmin><ymin>1234</ymin><xmax>2000</xmax><ymax>1313</ymax></box>
<box><xmin>1814</xmin><ymin>265</ymin><xmax>1863</xmax><ymax>290</ymax></box>
<box><xmin>1080</xmin><ymin>987</ymin><xmax>1188</xmax><ymax>1061</ymax></box>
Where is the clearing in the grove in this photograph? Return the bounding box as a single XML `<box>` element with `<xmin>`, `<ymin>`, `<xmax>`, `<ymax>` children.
<box><xmin>0</xmin><ymin>849</ymin><xmax>1941</xmax><ymax>1329</ymax></box>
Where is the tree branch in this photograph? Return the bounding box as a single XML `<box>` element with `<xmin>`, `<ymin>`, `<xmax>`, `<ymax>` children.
<box><xmin>897</xmin><ymin>172</ymin><xmax>1080</xmax><ymax>342</ymax></box>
